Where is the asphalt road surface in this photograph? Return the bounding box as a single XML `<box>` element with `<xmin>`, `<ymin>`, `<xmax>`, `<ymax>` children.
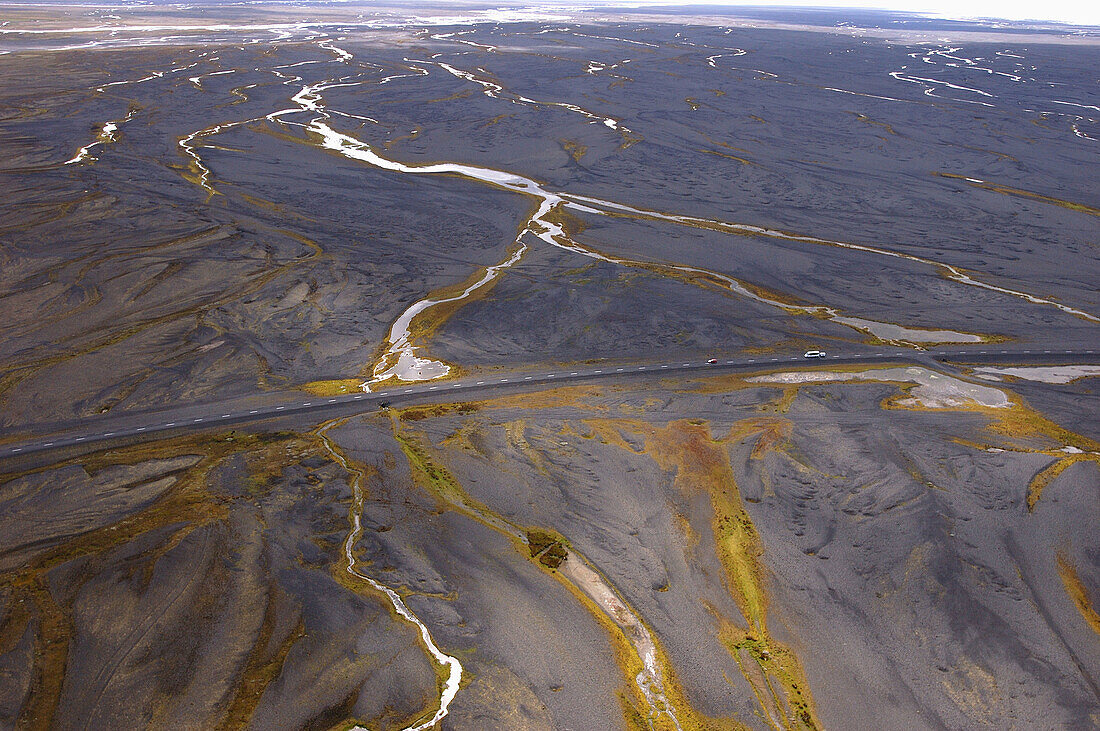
<box><xmin>2</xmin><ymin>346</ymin><xmax>1097</xmax><ymax>461</ymax></box>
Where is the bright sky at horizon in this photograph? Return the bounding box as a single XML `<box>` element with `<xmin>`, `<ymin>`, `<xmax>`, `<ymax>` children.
<box><xmin>608</xmin><ymin>0</ymin><xmax>1100</xmax><ymax>26</ymax></box>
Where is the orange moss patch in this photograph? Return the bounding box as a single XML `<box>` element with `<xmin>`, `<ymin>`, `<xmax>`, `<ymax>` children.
<box><xmin>584</xmin><ymin>417</ymin><xmax>819</xmax><ymax>729</ymax></box>
<box><xmin>473</xmin><ymin>385</ymin><xmax>611</xmax><ymax>413</ymax></box>
<box><xmin>399</xmin><ymin>402</ymin><xmax>479</xmax><ymax>422</ymax></box>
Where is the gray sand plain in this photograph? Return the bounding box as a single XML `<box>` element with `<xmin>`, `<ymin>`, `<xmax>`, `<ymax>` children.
<box><xmin>0</xmin><ymin>3</ymin><xmax>1098</xmax><ymax>729</ymax></box>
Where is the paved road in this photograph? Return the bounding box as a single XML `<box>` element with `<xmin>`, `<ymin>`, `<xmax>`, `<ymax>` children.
<box><xmin>2</xmin><ymin>346</ymin><xmax>1097</xmax><ymax>461</ymax></box>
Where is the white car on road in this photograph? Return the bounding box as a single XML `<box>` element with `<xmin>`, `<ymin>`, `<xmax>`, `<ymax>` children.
<box><xmin>803</xmin><ymin>350</ymin><xmax>827</xmax><ymax>358</ymax></box>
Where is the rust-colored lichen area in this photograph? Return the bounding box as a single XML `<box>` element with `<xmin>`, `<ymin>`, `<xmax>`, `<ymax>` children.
<box><xmin>583</xmin><ymin>417</ymin><xmax>819</xmax><ymax>730</ymax></box>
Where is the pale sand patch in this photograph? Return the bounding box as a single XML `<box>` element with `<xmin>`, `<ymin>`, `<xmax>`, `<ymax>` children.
<box><xmin>831</xmin><ymin>316</ymin><xmax>982</xmax><ymax>343</ymax></box>
<box><xmin>972</xmin><ymin>365</ymin><xmax>1100</xmax><ymax>384</ymax></box>
<box><xmin>557</xmin><ymin>550</ymin><xmax>682</xmax><ymax>730</ymax></box>
<box><xmin>748</xmin><ymin>366</ymin><xmax>1010</xmax><ymax>408</ymax></box>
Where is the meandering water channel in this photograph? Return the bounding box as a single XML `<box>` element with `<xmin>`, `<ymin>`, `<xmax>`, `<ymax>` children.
<box><xmin>63</xmin><ymin>28</ymin><xmax>1100</xmax><ymax>727</ymax></box>
<box><xmin>317</xmin><ymin>421</ymin><xmax>463</xmax><ymax>731</ymax></box>
<box><xmin>149</xmin><ymin>34</ymin><xmax>1100</xmax><ymax>392</ymax></box>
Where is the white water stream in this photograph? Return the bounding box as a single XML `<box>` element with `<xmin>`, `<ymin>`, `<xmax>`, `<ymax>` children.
<box><xmin>706</xmin><ymin>49</ymin><xmax>746</xmax><ymax>68</ymax></box>
<box><xmin>561</xmin><ymin>193</ymin><xmax>1099</xmax><ymax>323</ymax></box>
<box><xmin>317</xmin><ymin>423</ymin><xmax>462</xmax><ymax>731</ymax></box>
<box><xmin>65</xmin><ymin>108</ymin><xmax>137</xmax><ymax>164</ymax></box>
<box><xmin>370</xmin><ymin>243</ymin><xmax>528</xmax><ymax>383</ymax></box>
<box><xmin>303</xmin><ymin>122</ymin><xmax>1001</xmax><ymax>377</ymax></box>
<box><xmin>420</xmin><ymin>58</ymin><xmax>624</xmax><ymax>130</ymax></box>
<box><xmin>136</xmin><ymin>33</ymin><xmax>1100</xmax><ymax>727</ymax></box>
<box><xmin>319</xmin><ymin>417</ymin><xmax>682</xmax><ymax>727</ymax></box>
<box><xmin>172</xmin><ymin>36</ymin><xmax>1096</xmax><ymax>391</ymax></box>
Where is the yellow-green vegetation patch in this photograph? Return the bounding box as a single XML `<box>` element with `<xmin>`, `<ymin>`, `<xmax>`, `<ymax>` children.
<box><xmin>934</xmin><ymin>397</ymin><xmax>1100</xmax><ymax>512</ymax></box>
<box><xmin>393</xmin><ymin>419</ymin><xmax>736</xmax><ymax>729</ymax></box>
<box><xmin>481</xmin><ymin>113</ymin><xmax>514</xmax><ymax>127</ymax></box>
<box><xmin>732</xmin><ymin>367</ymin><xmax>1098</xmax><ymax>515</ymax></box>
<box><xmin>582</xmin><ymin>416</ymin><xmax>821</xmax><ymax>729</ymax></box>
<box><xmin>219</xmin><ymin>609</ymin><xmax>307</xmax><ymax>730</ymax></box>
<box><xmin>300</xmin><ymin>378</ymin><xmax>362</xmax><ymax>396</ymax></box>
<box><xmin>980</xmin><ymin>398</ymin><xmax>1100</xmax><ymax>453</ymax></box>
<box><xmin>1057</xmin><ymin>553</ymin><xmax>1100</xmax><ymax>637</ymax></box>
<box><xmin>526</xmin><ymin>529</ymin><xmax>568</xmax><ymax>568</ymax></box>
<box><xmin>1026</xmin><ymin>455</ymin><xmax>1099</xmax><ymax>512</ymax></box>
<box><xmin>853</xmin><ymin>112</ymin><xmax>897</xmax><ymax>135</ymax></box>
<box><xmin>703</xmin><ymin>148</ymin><xmax>752</xmax><ymax>165</ymax></box>
<box><xmin>719</xmin><ymin>624</ymin><xmax>820</xmax><ymax>731</ymax></box>
<box><xmin>395</xmin><ymin>431</ymin><xmax>473</xmax><ymax>509</ymax></box>
<box><xmin>934</xmin><ymin>172</ymin><xmax>1100</xmax><ymax>216</ymax></box>
<box><xmin>561</xmin><ymin>139</ymin><xmax>588</xmax><ymax>162</ymax></box>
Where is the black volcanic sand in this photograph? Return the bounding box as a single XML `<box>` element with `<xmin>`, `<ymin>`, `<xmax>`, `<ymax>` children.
<box><xmin>338</xmin><ymin>373</ymin><xmax>1100</xmax><ymax>729</ymax></box>
<box><xmin>0</xmin><ymin>4</ymin><xmax>1099</xmax><ymax>729</ymax></box>
<box><xmin>1</xmin><ymin>11</ymin><xmax>1097</xmax><ymax>428</ymax></box>
<box><xmin>0</xmin><ymin>430</ymin><xmax>441</xmax><ymax>728</ymax></box>
<box><xmin>3</xmin><ymin>371</ymin><xmax>1096</xmax><ymax>727</ymax></box>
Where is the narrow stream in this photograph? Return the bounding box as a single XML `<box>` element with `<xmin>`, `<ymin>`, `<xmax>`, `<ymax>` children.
<box><xmin>306</xmin><ymin>120</ymin><xmax>990</xmax><ymax>367</ymax></box>
<box><xmin>320</xmin><ymin>413</ymin><xmax>683</xmax><ymax>727</ymax></box>
<box><xmin>70</xmin><ymin>31</ymin><xmax>1098</xmax><ymax>728</ymax></box>
<box><xmin>65</xmin><ymin>108</ymin><xmax>137</xmax><ymax>164</ymax></box>
<box><xmin>562</xmin><ymin>192</ymin><xmax>1099</xmax><ymax>323</ymax></box>
<box><xmin>369</xmin><ymin>243</ymin><xmax>529</xmax><ymax>384</ymax></box>
<box><xmin>420</xmin><ymin>57</ymin><xmax>625</xmax><ymax>130</ymax></box>
<box><xmin>316</xmin><ymin>422</ymin><xmax>463</xmax><ymax>731</ymax></box>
